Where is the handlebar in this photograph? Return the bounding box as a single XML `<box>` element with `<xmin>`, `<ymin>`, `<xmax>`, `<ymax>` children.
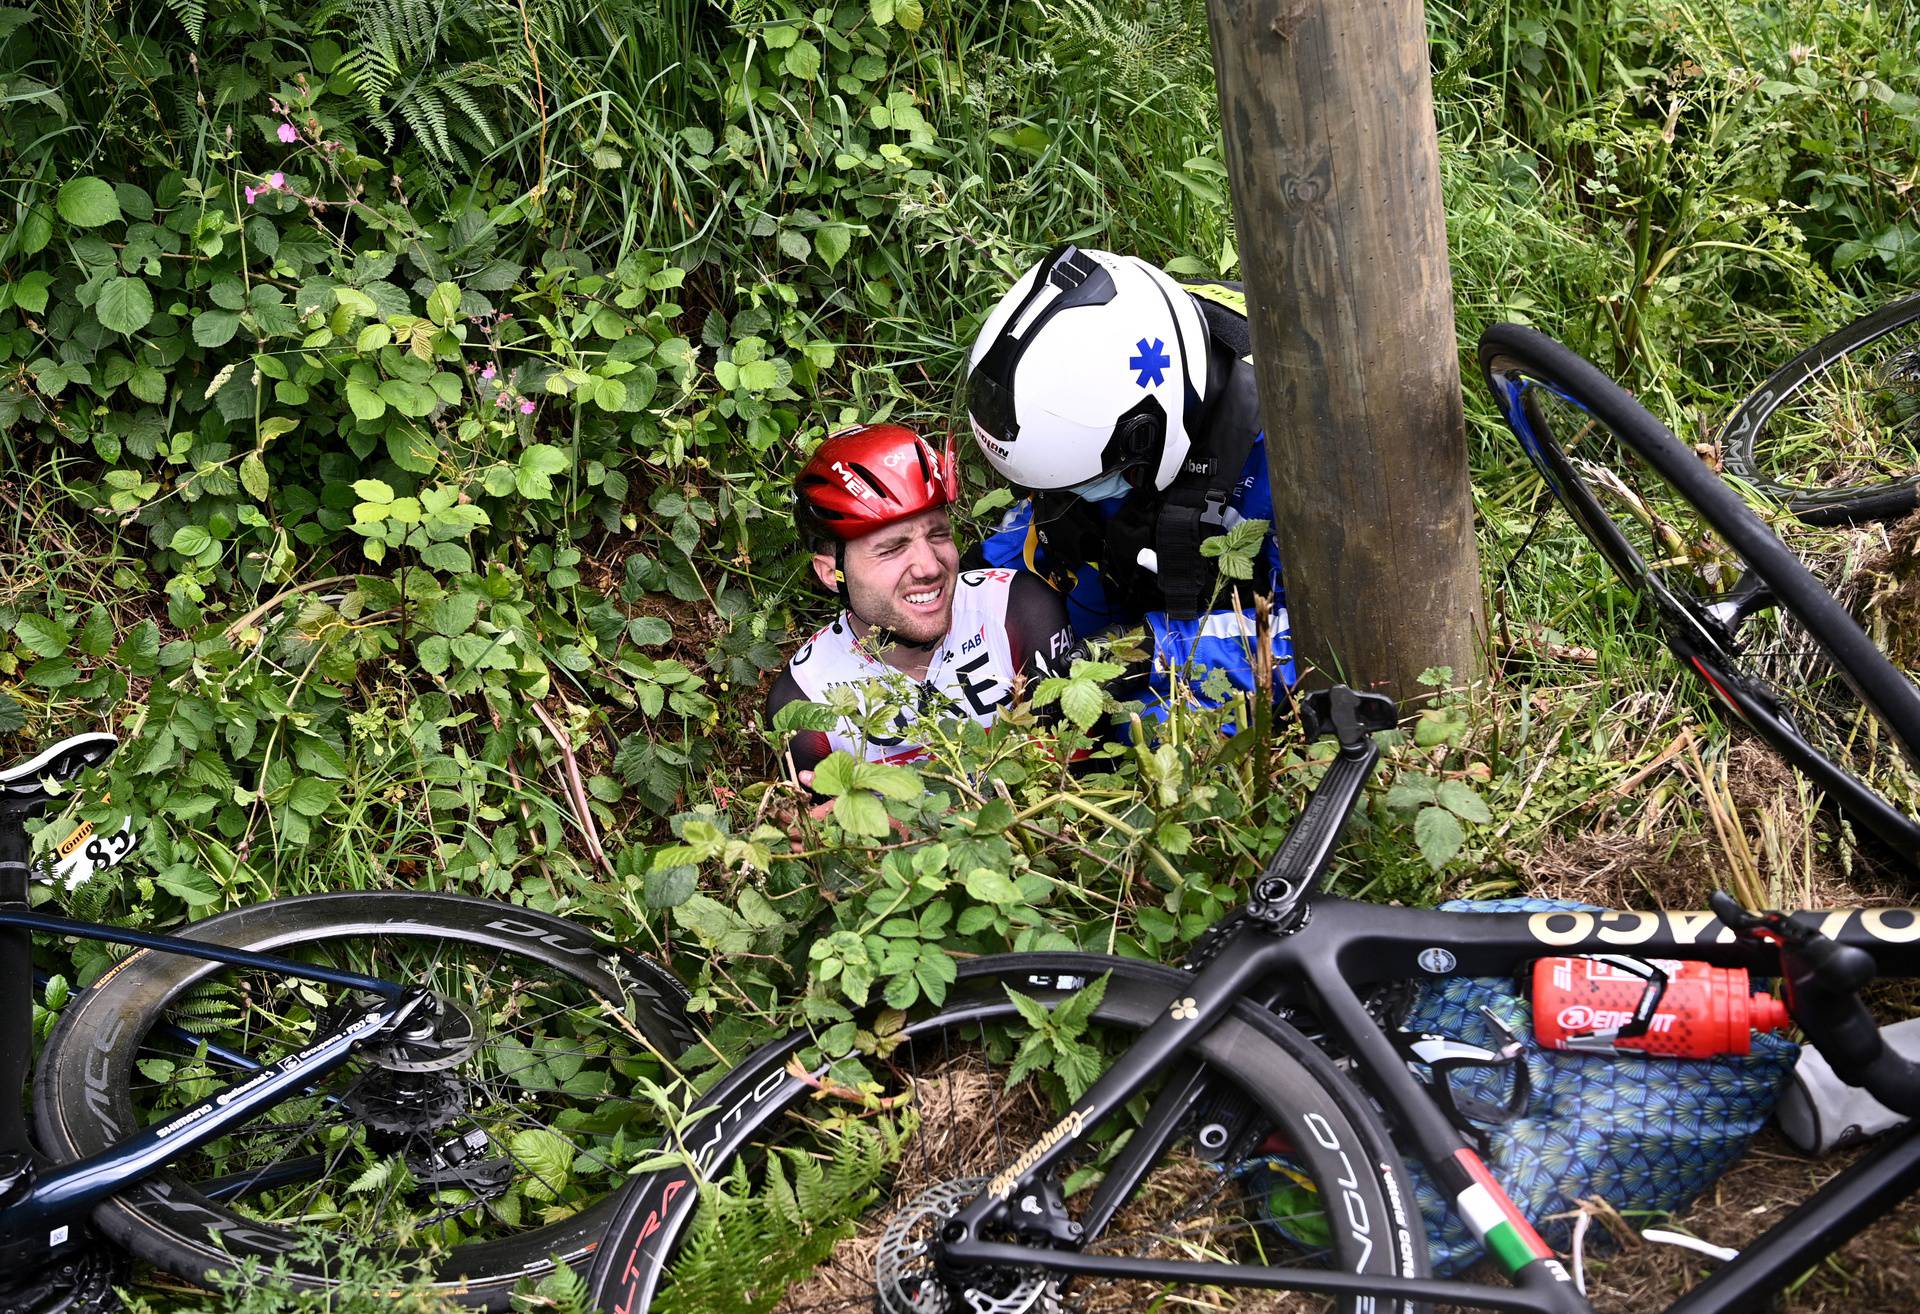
<box><xmin>1710</xmin><ymin>891</ymin><xmax>1920</xmax><ymax>1118</ymax></box>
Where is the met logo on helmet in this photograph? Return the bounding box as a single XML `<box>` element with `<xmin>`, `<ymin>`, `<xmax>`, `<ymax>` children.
<box><xmin>829</xmin><ymin>460</ymin><xmax>876</xmax><ymax>501</ymax></box>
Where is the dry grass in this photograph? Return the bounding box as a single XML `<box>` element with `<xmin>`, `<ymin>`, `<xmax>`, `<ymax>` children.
<box><xmin>775</xmin><ymin>1063</ymin><xmax>1052</xmax><ymax>1314</ymax></box>
<box><xmin>1537</xmin><ymin>1132</ymin><xmax>1920</xmax><ymax>1314</ymax></box>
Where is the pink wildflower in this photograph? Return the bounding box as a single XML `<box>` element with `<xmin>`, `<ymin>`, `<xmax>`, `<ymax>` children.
<box><xmin>480</xmin><ymin>364</ymin><xmax>496</xmax><ymax>381</ymax></box>
<box><xmin>244</xmin><ymin>186</ymin><xmax>259</xmax><ymax>205</ymax></box>
<box><xmin>518</xmin><ymin>398</ymin><xmax>535</xmax><ymax>415</ymax></box>
<box><xmin>495</xmin><ymin>394</ymin><xmax>511</xmax><ymax>409</ymax></box>
<box><xmin>277</xmin><ymin>123</ymin><xmax>298</xmax><ymax>144</ymax></box>
<box><xmin>268</xmin><ymin>171</ymin><xmax>286</xmax><ymax>190</ymax></box>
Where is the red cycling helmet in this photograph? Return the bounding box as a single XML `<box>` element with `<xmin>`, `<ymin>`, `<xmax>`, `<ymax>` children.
<box><xmin>794</xmin><ymin>424</ymin><xmax>959</xmax><ymax>547</ymax></box>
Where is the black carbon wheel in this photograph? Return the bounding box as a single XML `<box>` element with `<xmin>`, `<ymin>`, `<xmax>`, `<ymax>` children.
<box><xmin>1721</xmin><ymin>292</ymin><xmax>1920</xmax><ymax>525</ymax></box>
<box><xmin>34</xmin><ymin>892</ymin><xmax>697</xmax><ymax>1309</ymax></box>
<box><xmin>1482</xmin><ymin>322</ymin><xmax>1920</xmax><ymax>870</ymax></box>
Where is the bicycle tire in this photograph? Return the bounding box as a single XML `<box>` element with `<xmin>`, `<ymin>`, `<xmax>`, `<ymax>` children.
<box><xmin>1721</xmin><ymin>291</ymin><xmax>1920</xmax><ymax>525</ymax></box>
<box><xmin>1481</xmin><ymin>322</ymin><xmax>1920</xmax><ymax>868</ymax></box>
<box><xmin>587</xmin><ymin>951</ymin><xmax>1428</xmax><ymax>1314</ymax></box>
<box><xmin>34</xmin><ymin>891</ymin><xmax>699</xmax><ymax>1310</ymax></box>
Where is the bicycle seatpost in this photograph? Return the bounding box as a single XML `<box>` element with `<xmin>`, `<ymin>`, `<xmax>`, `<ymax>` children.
<box><xmin>1246</xmin><ymin>687</ymin><xmax>1397</xmax><ymax>928</ymax></box>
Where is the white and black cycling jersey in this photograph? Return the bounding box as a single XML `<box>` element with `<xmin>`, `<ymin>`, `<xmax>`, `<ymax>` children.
<box><xmin>767</xmin><ymin>569</ymin><xmax>1077</xmax><ymax>775</ymax></box>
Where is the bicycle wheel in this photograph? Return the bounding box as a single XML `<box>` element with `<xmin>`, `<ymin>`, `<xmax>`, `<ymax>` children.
<box><xmin>1481</xmin><ymin>323</ymin><xmax>1920</xmax><ymax>867</ymax></box>
<box><xmin>588</xmin><ymin>952</ymin><xmax>1428</xmax><ymax>1314</ymax></box>
<box><xmin>1722</xmin><ymin>292</ymin><xmax>1920</xmax><ymax>524</ymax></box>
<box><xmin>35</xmin><ymin>891</ymin><xmax>699</xmax><ymax>1309</ymax></box>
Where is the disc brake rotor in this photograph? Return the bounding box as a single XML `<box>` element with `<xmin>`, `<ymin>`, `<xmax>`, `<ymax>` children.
<box><xmin>874</xmin><ymin>1177</ymin><xmax>1061</xmax><ymax>1314</ymax></box>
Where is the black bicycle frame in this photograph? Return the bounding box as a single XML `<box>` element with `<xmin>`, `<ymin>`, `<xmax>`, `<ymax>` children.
<box><xmin>0</xmin><ymin>808</ymin><xmax>418</xmax><ymax>1265</ymax></box>
<box><xmin>927</xmin><ymin>893</ymin><xmax>1920</xmax><ymax>1313</ymax></box>
<box><xmin>930</xmin><ymin>716</ymin><xmax>1920</xmax><ymax>1313</ymax></box>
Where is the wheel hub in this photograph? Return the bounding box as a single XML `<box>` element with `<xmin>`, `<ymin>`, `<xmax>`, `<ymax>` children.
<box><xmin>370</xmin><ymin>995</ymin><xmax>482</xmax><ymax>1072</ymax></box>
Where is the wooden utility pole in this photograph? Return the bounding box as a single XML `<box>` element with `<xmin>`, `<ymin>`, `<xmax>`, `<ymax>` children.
<box><xmin>1204</xmin><ymin>0</ymin><xmax>1483</xmax><ymax>700</ymax></box>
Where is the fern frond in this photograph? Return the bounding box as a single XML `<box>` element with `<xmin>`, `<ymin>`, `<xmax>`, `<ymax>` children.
<box><xmin>163</xmin><ymin>0</ymin><xmax>207</xmax><ymax>43</ymax></box>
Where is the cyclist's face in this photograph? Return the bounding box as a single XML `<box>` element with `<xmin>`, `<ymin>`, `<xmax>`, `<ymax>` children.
<box><xmin>814</xmin><ymin>508</ymin><xmax>959</xmax><ymax>644</ymax></box>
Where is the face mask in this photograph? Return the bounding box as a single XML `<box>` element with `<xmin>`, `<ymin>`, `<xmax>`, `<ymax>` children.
<box><xmin>1068</xmin><ymin>468</ymin><xmax>1135</xmax><ymax>503</ymax></box>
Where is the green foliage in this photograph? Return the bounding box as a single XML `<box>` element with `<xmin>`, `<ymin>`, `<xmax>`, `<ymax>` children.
<box><xmin>124</xmin><ymin>1236</ymin><xmax>460</xmax><ymax>1313</ymax></box>
<box><xmin>5</xmin><ymin>0</ymin><xmax>1920</xmax><ymax>1297</ymax></box>
<box><xmin>1005</xmin><ymin>973</ymin><xmax>1110</xmax><ymax>1102</ymax></box>
<box><xmin>651</xmin><ymin>1118</ymin><xmax>902</xmax><ymax>1314</ymax></box>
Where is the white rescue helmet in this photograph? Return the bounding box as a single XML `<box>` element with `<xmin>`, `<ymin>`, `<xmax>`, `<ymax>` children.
<box><xmin>966</xmin><ymin>245</ymin><xmax>1210</xmax><ymax>495</ymax></box>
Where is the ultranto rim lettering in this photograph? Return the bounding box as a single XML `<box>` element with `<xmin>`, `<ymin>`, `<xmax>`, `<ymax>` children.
<box><xmin>987</xmin><ymin>1108</ymin><xmax>1088</xmax><ymax>1200</ymax></box>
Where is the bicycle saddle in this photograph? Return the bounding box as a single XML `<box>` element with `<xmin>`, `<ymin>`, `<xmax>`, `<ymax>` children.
<box><xmin>0</xmin><ymin>733</ymin><xmax>119</xmax><ymax>804</ymax></box>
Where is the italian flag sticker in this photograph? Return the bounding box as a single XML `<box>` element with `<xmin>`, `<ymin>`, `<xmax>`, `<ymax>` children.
<box><xmin>1453</xmin><ymin>1149</ymin><xmax>1553</xmax><ymax>1273</ymax></box>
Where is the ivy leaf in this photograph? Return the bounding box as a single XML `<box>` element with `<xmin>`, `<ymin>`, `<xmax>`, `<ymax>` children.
<box><xmin>14</xmin><ymin>615</ymin><xmax>70</xmax><ymax>659</ymax></box>
<box><xmin>815</xmin><ymin>224</ymin><xmax>853</xmax><ymax>270</ymax></box>
<box><xmin>1413</xmin><ymin>805</ymin><xmax>1465</xmax><ymax>871</ymax></box>
<box><xmin>57</xmin><ymin>177</ymin><xmax>120</xmax><ymax>228</ymax></box>
<box><xmin>964</xmin><ymin>867</ymin><xmax>1023</xmax><ymax>907</ymax></box>
<box><xmin>1436</xmin><ymin>779</ymin><xmax>1492</xmax><ymax>824</ymax></box>
<box><xmin>783</xmin><ymin>38</ymin><xmax>821</xmax><ymax>80</ymax></box>
<box><xmin>95</xmin><ymin>277</ymin><xmax>153</xmax><ymax>334</ymax></box>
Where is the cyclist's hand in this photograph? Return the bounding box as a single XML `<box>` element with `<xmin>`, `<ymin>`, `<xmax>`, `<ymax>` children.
<box><xmin>800</xmin><ymin>771</ymin><xmax>837</xmax><ymax>821</ymax></box>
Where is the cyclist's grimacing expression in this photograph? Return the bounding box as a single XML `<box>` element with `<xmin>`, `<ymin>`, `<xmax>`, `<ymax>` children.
<box><xmin>815</xmin><ymin>506</ymin><xmax>959</xmax><ymax>645</ymax></box>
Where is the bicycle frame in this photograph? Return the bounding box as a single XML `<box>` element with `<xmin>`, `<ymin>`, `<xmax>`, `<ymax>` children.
<box><xmin>939</xmin><ymin>894</ymin><xmax>1920</xmax><ymax>1314</ymax></box>
<box><xmin>0</xmin><ymin>809</ymin><xmax>420</xmax><ymax>1269</ymax></box>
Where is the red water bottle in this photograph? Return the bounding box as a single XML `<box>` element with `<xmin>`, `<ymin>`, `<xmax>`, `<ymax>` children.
<box><xmin>1531</xmin><ymin>955</ymin><xmax>1790</xmax><ymax>1058</ymax></box>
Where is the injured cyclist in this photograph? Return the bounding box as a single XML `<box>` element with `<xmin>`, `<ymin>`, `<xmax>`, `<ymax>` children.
<box><xmin>766</xmin><ymin>424</ymin><xmax>1082</xmax><ymax>787</ymax></box>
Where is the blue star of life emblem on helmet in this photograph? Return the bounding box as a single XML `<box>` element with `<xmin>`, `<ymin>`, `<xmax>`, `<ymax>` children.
<box><xmin>1129</xmin><ymin>338</ymin><xmax>1170</xmax><ymax>388</ymax></box>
